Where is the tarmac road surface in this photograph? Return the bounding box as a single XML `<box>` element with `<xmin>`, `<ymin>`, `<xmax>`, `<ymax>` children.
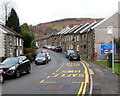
<box><xmin>1</xmin><ymin>49</ymin><xmax>91</xmax><ymax>95</ymax></box>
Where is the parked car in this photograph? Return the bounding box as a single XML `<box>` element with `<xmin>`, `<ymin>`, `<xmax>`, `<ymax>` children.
<box><xmin>35</xmin><ymin>54</ymin><xmax>49</xmax><ymax>65</ymax></box>
<box><xmin>68</xmin><ymin>52</ymin><xmax>80</xmax><ymax>61</ymax></box>
<box><xmin>43</xmin><ymin>45</ymin><xmax>48</xmax><ymax>49</ymax></box>
<box><xmin>66</xmin><ymin>50</ymin><xmax>75</xmax><ymax>58</ymax></box>
<box><xmin>47</xmin><ymin>45</ymin><xmax>52</xmax><ymax>50</ymax></box>
<box><xmin>0</xmin><ymin>56</ymin><xmax>31</xmax><ymax>79</ymax></box>
<box><xmin>51</xmin><ymin>46</ymin><xmax>56</xmax><ymax>51</ymax></box>
<box><xmin>54</xmin><ymin>46</ymin><xmax>62</xmax><ymax>52</ymax></box>
<box><xmin>41</xmin><ymin>50</ymin><xmax>49</xmax><ymax>54</ymax></box>
<box><xmin>43</xmin><ymin>53</ymin><xmax>51</xmax><ymax>61</ymax></box>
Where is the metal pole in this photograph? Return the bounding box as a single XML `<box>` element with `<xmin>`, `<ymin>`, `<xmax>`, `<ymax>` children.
<box><xmin>112</xmin><ymin>35</ymin><xmax>114</xmax><ymax>73</ymax></box>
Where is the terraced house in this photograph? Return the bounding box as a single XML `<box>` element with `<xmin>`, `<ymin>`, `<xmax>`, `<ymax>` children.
<box><xmin>36</xmin><ymin>12</ymin><xmax>120</xmax><ymax>61</ymax></box>
<box><xmin>0</xmin><ymin>24</ymin><xmax>24</xmax><ymax>62</ymax></box>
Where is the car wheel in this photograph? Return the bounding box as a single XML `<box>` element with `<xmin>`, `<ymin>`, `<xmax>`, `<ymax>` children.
<box><xmin>68</xmin><ymin>57</ymin><xmax>71</xmax><ymax>61</ymax></box>
<box><xmin>26</xmin><ymin>66</ymin><xmax>31</xmax><ymax>74</ymax></box>
<box><xmin>14</xmin><ymin>69</ymin><xmax>21</xmax><ymax>78</ymax></box>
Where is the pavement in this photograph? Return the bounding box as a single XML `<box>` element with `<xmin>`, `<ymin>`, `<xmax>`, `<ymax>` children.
<box><xmin>83</xmin><ymin>60</ymin><xmax>120</xmax><ymax>95</ymax></box>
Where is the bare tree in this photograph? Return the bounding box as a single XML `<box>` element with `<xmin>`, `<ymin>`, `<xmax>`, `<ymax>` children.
<box><xmin>0</xmin><ymin>0</ymin><xmax>13</xmax><ymax>25</ymax></box>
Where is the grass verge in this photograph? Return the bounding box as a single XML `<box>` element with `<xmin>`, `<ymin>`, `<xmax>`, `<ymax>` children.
<box><xmin>94</xmin><ymin>61</ymin><xmax>120</xmax><ymax>75</ymax></box>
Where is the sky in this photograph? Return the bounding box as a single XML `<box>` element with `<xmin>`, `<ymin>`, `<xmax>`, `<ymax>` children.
<box><xmin>0</xmin><ymin>0</ymin><xmax>120</xmax><ymax>25</ymax></box>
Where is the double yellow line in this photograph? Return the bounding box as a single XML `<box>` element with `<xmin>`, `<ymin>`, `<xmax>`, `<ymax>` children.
<box><xmin>77</xmin><ymin>61</ymin><xmax>89</xmax><ymax>96</ymax></box>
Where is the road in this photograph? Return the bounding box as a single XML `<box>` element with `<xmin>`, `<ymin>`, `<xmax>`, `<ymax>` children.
<box><xmin>1</xmin><ymin>49</ymin><xmax>91</xmax><ymax>95</ymax></box>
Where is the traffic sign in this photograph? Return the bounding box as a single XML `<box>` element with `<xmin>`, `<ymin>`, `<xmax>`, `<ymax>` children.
<box><xmin>100</xmin><ymin>44</ymin><xmax>116</xmax><ymax>55</ymax></box>
<box><xmin>104</xmin><ymin>49</ymin><xmax>109</xmax><ymax>54</ymax></box>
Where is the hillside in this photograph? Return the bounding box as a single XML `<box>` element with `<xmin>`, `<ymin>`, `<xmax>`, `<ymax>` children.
<box><xmin>35</xmin><ymin>18</ymin><xmax>103</xmax><ymax>28</ymax></box>
<box><xmin>30</xmin><ymin>18</ymin><xmax>104</xmax><ymax>40</ymax></box>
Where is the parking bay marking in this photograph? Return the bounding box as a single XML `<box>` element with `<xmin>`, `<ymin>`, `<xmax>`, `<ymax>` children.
<box><xmin>40</xmin><ymin>62</ymin><xmax>85</xmax><ymax>84</ymax></box>
<box><xmin>39</xmin><ymin>62</ymin><xmax>89</xmax><ymax>95</ymax></box>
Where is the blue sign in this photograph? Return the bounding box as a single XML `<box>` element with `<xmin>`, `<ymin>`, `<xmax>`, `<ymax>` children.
<box><xmin>101</xmin><ymin>44</ymin><xmax>116</xmax><ymax>55</ymax></box>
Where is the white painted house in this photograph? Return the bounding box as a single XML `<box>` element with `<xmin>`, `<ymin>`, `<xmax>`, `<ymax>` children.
<box><xmin>0</xmin><ymin>26</ymin><xmax>7</xmax><ymax>61</ymax></box>
<box><xmin>0</xmin><ymin>24</ymin><xmax>24</xmax><ymax>62</ymax></box>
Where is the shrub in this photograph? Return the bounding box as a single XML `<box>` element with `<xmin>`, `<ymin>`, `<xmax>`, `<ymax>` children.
<box><xmin>24</xmin><ymin>48</ymin><xmax>36</xmax><ymax>62</ymax></box>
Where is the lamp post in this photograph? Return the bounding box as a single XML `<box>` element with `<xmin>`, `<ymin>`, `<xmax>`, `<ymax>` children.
<box><xmin>107</xmin><ymin>26</ymin><xmax>114</xmax><ymax>73</ymax></box>
<box><xmin>112</xmin><ymin>35</ymin><xmax>114</xmax><ymax>73</ymax></box>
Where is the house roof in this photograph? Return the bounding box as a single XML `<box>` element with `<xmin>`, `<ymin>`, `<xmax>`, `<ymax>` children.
<box><xmin>0</xmin><ymin>27</ymin><xmax>7</xmax><ymax>34</ymax></box>
<box><xmin>68</xmin><ymin>24</ymin><xmax>83</xmax><ymax>34</ymax></box>
<box><xmin>56</xmin><ymin>27</ymin><xmax>70</xmax><ymax>35</ymax></box>
<box><xmin>80</xmin><ymin>21</ymin><xmax>97</xmax><ymax>34</ymax></box>
<box><xmin>63</xmin><ymin>25</ymin><xmax>78</xmax><ymax>35</ymax></box>
<box><xmin>0</xmin><ymin>24</ymin><xmax>23</xmax><ymax>38</ymax></box>
<box><xmin>73</xmin><ymin>23</ymin><xmax>90</xmax><ymax>34</ymax></box>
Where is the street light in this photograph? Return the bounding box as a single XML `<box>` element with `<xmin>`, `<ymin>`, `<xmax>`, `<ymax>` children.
<box><xmin>107</xmin><ymin>26</ymin><xmax>114</xmax><ymax>73</ymax></box>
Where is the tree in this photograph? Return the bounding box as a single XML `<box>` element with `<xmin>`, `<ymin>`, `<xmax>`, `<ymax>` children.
<box><xmin>6</xmin><ymin>8</ymin><xmax>20</xmax><ymax>33</ymax></box>
<box><xmin>0</xmin><ymin>0</ymin><xmax>13</xmax><ymax>25</ymax></box>
<box><xmin>20</xmin><ymin>23</ymin><xmax>35</xmax><ymax>48</ymax></box>
<box><xmin>115</xmin><ymin>38</ymin><xmax>120</xmax><ymax>48</ymax></box>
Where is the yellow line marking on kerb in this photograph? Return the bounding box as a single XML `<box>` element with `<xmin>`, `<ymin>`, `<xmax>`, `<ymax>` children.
<box><xmin>47</xmin><ymin>76</ymin><xmax>50</xmax><ymax>78</ymax></box>
<box><xmin>77</xmin><ymin>61</ymin><xmax>89</xmax><ymax>96</ymax></box>
<box><xmin>80</xmin><ymin>61</ymin><xmax>89</xmax><ymax>83</ymax></box>
<box><xmin>40</xmin><ymin>80</ymin><xmax>45</xmax><ymax>83</ymax></box>
<box><xmin>77</xmin><ymin>82</ymin><xmax>84</xmax><ymax>96</ymax></box>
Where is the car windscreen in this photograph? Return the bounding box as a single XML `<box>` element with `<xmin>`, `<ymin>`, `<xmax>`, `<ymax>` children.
<box><xmin>56</xmin><ymin>46</ymin><xmax>61</xmax><ymax>48</ymax></box>
<box><xmin>2</xmin><ymin>58</ymin><xmax>18</xmax><ymax>65</ymax></box>
<box><xmin>67</xmin><ymin>50</ymin><xmax>75</xmax><ymax>53</ymax></box>
<box><xmin>37</xmin><ymin>54</ymin><xmax>46</xmax><ymax>57</ymax></box>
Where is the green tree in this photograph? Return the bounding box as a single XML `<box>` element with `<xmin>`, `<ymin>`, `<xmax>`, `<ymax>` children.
<box><xmin>20</xmin><ymin>23</ymin><xmax>35</xmax><ymax>48</ymax></box>
<box><xmin>6</xmin><ymin>8</ymin><xmax>20</xmax><ymax>33</ymax></box>
<box><xmin>115</xmin><ymin>38</ymin><xmax>120</xmax><ymax>48</ymax></box>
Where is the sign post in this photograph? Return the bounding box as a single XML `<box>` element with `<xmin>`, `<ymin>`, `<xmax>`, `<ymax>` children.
<box><xmin>107</xmin><ymin>26</ymin><xmax>114</xmax><ymax>73</ymax></box>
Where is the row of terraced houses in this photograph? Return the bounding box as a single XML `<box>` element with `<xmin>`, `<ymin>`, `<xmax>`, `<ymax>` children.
<box><xmin>36</xmin><ymin>12</ymin><xmax>120</xmax><ymax>61</ymax></box>
<box><xmin>0</xmin><ymin>24</ymin><xmax>24</xmax><ymax>62</ymax></box>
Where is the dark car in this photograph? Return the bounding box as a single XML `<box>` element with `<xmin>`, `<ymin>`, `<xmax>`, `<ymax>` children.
<box><xmin>54</xmin><ymin>46</ymin><xmax>62</xmax><ymax>52</ymax></box>
<box><xmin>66</xmin><ymin>50</ymin><xmax>75</xmax><ymax>58</ymax></box>
<box><xmin>68</xmin><ymin>52</ymin><xmax>80</xmax><ymax>61</ymax></box>
<box><xmin>35</xmin><ymin>54</ymin><xmax>49</xmax><ymax>65</ymax></box>
<box><xmin>0</xmin><ymin>56</ymin><xmax>31</xmax><ymax>79</ymax></box>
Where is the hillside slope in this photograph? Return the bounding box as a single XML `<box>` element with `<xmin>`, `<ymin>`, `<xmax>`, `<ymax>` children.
<box><xmin>30</xmin><ymin>18</ymin><xmax>104</xmax><ymax>39</ymax></box>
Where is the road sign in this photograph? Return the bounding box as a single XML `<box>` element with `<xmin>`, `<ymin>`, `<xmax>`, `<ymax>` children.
<box><xmin>100</xmin><ymin>44</ymin><xmax>116</xmax><ymax>55</ymax></box>
<box><xmin>104</xmin><ymin>49</ymin><xmax>109</xmax><ymax>54</ymax></box>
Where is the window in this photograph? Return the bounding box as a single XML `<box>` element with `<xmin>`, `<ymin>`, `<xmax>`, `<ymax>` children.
<box><xmin>20</xmin><ymin>38</ymin><xmax>22</xmax><ymax>46</ymax></box>
<box><xmin>77</xmin><ymin>45</ymin><xmax>79</xmax><ymax>51</ymax></box>
<box><xmin>84</xmin><ymin>45</ymin><xmax>87</xmax><ymax>53</ymax></box>
<box><xmin>77</xmin><ymin>36</ymin><xmax>79</xmax><ymax>41</ymax></box>
<box><xmin>9</xmin><ymin>49</ymin><xmax>13</xmax><ymax>56</ymax></box>
<box><xmin>16</xmin><ymin>49</ymin><xmax>19</xmax><ymax>56</ymax></box>
<box><xmin>17</xmin><ymin>37</ymin><xmax>19</xmax><ymax>46</ymax></box>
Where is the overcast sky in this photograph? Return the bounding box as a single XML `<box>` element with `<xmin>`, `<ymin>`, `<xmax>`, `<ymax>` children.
<box><xmin>0</xmin><ymin>0</ymin><xmax>120</xmax><ymax>25</ymax></box>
